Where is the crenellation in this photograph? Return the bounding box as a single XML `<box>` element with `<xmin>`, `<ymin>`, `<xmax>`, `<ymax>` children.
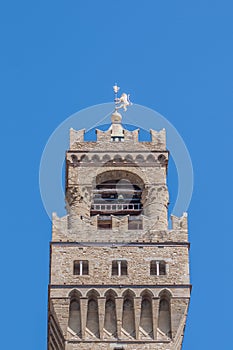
<box><xmin>70</xmin><ymin>128</ymin><xmax>85</xmax><ymax>148</ymax></box>
<box><xmin>171</xmin><ymin>213</ymin><xmax>188</xmax><ymax>231</ymax></box>
<box><xmin>96</xmin><ymin>128</ymin><xmax>112</xmax><ymax>141</ymax></box>
<box><xmin>150</xmin><ymin>129</ymin><xmax>166</xmax><ymax>149</ymax></box>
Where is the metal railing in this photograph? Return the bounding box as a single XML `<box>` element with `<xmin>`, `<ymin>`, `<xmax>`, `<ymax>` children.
<box><xmin>91</xmin><ymin>203</ymin><xmax>142</xmax><ymax>211</ymax></box>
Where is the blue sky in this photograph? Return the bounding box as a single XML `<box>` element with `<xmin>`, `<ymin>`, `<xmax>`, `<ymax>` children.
<box><xmin>1</xmin><ymin>1</ymin><xmax>233</xmax><ymax>349</ymax></box>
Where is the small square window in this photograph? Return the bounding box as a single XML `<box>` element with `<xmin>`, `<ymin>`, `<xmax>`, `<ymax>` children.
<box><xmin>73</xmin><ymin>260</ymin><xmax>89</xmax><ymax>275</ymax></box>
<box><xmin>150</xmin><ymin>260</ymin><xmax>166</xmax><ymax>276</ymax></box>
<box><xmin>112</xmin><ymin>260</ymin><xmax>128</xmax><ymax>276</ymax></box>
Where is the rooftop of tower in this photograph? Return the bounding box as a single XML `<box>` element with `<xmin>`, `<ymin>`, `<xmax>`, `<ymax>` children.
<box><xmin>68</xmin><ymin>85</ymin><xmax>166</xmax><ymax>149</ymax></box>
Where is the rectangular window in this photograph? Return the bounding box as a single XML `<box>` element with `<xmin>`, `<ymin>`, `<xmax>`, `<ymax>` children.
<box><xmin>112</xmin><ymin>260</ymin><xmax>128</xmax><ymax>276</ymax></box>
<box><xmin>73</xmin><ymin>260</ymin><xmax>89</xmax><ymax>275</ymax></box>
<box><xmin>150</xmin><ymin>260</ymin><xmax>166</xmax><ymax>276</ymax></box>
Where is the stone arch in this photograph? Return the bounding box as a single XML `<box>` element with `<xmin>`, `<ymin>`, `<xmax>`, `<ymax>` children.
<box><xmin>80</xmin><ymin>154</ymin><xmax>89</xmax><ymax>162</ymax></box>
<box><xmin>122</xmin><ymin>289</ymin><xmax>136</xmax><ymax>298</ymax></box>
<box><xmin>140</xmin><ymin>289</ymin><xmax>154</xmax><ymax>298</ymax></box>
<box><xmin>135</xmin><ymin>154</ymin><xmax>145</xmax><ymax>163</ymax></box>
<box><xmin>91</xmin><ymin>154</ymin><xmax>100</xmax><ymax>163</ymax></box>
<box><xmin>124</xmin><ymin>154</ymin><xmax>134</xmax><ymax>163</ymax></box>
<box><xmin>158</xmin><ymin>289</ymin><xmax>173</xmax><ymax>299</ymax></box>
<box><xmin>104</xmin><ymin>290</ymin><xmax>117</xmax><ymax>337</ymax></box>
<box><xmin>158</xmin><ymin>154</ymin><xmax>167</xmax><ymax>164</ymax></box>
<box><xmin>102</xmin><ymin>154</ymin><xmax>111</xmax><ymax>163</ymax></box>
<box><xmin>71</xmin><ymin>154</ymin><xmax>78</xmax><ymax>163</ymax></box>
<box><xmin>86</xmin><ymin>290</ymin><xmax>100</xmax><ymax>338</ymax></box>
<box><xmin>158</xmin><ymin>290</ymin><xmax>172</xmax><ymax>338</ymax></box>
<box><xmin>95</xmin><ymin>170</ymin><xmax>145</xmax><ymax>189</ymax></box>
<box><xmin>104</xmin><ymin>289</ymin><xmax>118</xmax><ymax>298</ymax></box>
<box><xmin>86</xmin><ymin>289</ymin><xmax>100</xmax><ymax>298</ymax></box>
<box><xmin>113</xmin><ymin>154</ymin><xmax>123</xmax><ymax>162</ymax></box>
<box><xmin>68</xmin><ymin>289</ymin><xmax>82</xmax><ymax>298</ymax></box>
<box><xmin>68</xmin><ymin>290</ymin><xmax>82</xmax><ymax>337</ymax></box>
<box><xmin>146</xmin><ymin>154</ymin><xmax>155</xmax><ymax>162</ymax></box>
<box><xmin>122</xmin><ymin>289</ymin><xmax>136</xmax><ymax>338</ymax></box>
<box><xmin>91</xmin><ymin>170</ymin><xmax>147</xmax><ymax>218</ymax></box>
<box><xmin>140</xmin><ymin>290</ymin><xmax>153</xmax><ymax>339</ymax></box>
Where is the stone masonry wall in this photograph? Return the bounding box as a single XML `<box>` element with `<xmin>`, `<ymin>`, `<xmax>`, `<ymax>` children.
<box><xmin>50</xmin><ymin>245</ymin><xmax>190</xmax><ymax>286</ymax></box>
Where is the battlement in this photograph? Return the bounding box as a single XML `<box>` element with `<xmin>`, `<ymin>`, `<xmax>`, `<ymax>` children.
<box><xmin>52</xmin><ymin>212</ymin><xmax>189</xmax><ymax>244</ymax></box>
<box><xmin>69</xmin><ymin>124</ymin><xmax>166</xmax><ymax>150</ymax></box>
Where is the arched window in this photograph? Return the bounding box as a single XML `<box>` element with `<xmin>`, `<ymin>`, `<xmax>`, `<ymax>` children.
<box><xmin>86</xmin><ymin>297</ymin><xmax>100</xmax><ymax>338</ymax></box>
<box><xmin>68</xmin><ymin>298</ymin><xmax>81</xmax><ymax>336</ymax></box>
<box><xmin>140</xmin><ymin>296</ymin><xmax>153</xmax><ymax>338</ymax></box>
<box><xmin>122</xmin><ymin>293</ymin><xmax>135</xmax><ymax>338</ymax></box>
<box><xmin>158</xmin><ymin>298</ymin><xmax>172</xmax><ymax>338</ymax></box>
<box><xmin>104</xmin><ymin>298</ymin><xmax>117</xmax><ymax>337</ymax></box>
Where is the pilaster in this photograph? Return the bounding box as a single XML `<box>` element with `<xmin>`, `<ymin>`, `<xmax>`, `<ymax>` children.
<box><xmin>115</xmin><ymin>297</ymin><xmax>123</xmax><ymax>339</ymax></box>
<box><xmin>152</xmin><ymin>297</ymin><xmax>159</xmax><ymax>340</ymax></box>
<box><xmin>134</xmin><ymin>297</ymin><xmax>141</xmax><ymax>340</ymax></box>
<box><xmin>80</xmin><ymin>297</ymin><xmax>88</xmax><ymax>339</ymax></box>
<box><xmin>97</xmin><ymin>297</ymin><xmax>106</xmax><ymax>339</ymax></box>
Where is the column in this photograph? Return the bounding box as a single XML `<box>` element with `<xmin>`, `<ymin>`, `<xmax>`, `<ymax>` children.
<box><xmin>134</xmin><ymin>297</ymin><xmax>142</xmax><ymax>340</ymax></box>
<box><xmin>115</xmin><ymin>297</ymin><xmax>123</xmax><ymax>339</ymax></box>
<box><xmin>170</xmin><ymin>298</ymin><xmax>175</xmax><ymax>339</ymax></box>
<box><xmin>117</xmin><ymin>261</ymin><xmax>121</xmax><ymax>276</ymax></box>
<box><xmin>80</xmin><ymin>260</ymin><xmax>83</xmax><ymax>276</ymax></box>
<box><xmin>156</xmin><ymin>261</ymin><xmax>160</xmax><ymax>276</ymax></box>
<box><xmin>152</xmin><ymin>297</ymin><xmax>160</xmax><ymax>340</ymax></box>
<box><xmin>98</xmin><ymin>297</ymin><xmax>106</xmax><ymax>339</ymax></box>
<box><xmin>80</xmin><ymin>297</ymin><xmax>88</xmax><ymax>339</ymax></box>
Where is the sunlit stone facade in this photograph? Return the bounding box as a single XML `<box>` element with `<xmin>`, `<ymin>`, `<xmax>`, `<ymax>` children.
<box><xmin>47</xmin><ymin>110</ymin><xmax>191</xmax><ymax>350</ymax></box>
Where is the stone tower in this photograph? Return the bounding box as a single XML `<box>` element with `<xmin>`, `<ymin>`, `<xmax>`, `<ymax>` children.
<box><xmin>47</xmin><ymin>105</ymin><xmax>191</xmax><ymax>350</ymax></box>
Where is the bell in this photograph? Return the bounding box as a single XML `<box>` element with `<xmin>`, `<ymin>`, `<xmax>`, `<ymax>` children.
<box><xmin>118</xmin><ymin>194</ymin><xmax>124</xmax><ymax>201</ymax></box>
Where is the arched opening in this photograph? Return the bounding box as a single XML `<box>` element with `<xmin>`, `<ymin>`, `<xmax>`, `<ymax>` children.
<box><xmin>158</xmin><ymin>297</ymin><xmax>172</xmax><ymax>338</ymax></box>
<box><xmin>140</xmin><ymin>294</ymin><xmax>153</xmax><ymax>338</ymax></box>
<box><xmin>104</xmin><ymin>291</ymin><xmax>117</xmax><ymax>337</ymax></box>
<box><xmin>91</xmin><ymin>171</ymin><xmax>144</xmax><ymax>228</ymax></box>
<box><xmin>122</xmin><ymin>292</ymin><xmax>135</xmax><ymax>338</ymax></box>
<box><xmin>68</xmin><ymin>298</ymin><xmax>81</xmax><ymax>337</ymax></box>
<box><xmin>86</xmin><ymin>297</ymin><xmax>100</xmax><ymax>338</ymax></box>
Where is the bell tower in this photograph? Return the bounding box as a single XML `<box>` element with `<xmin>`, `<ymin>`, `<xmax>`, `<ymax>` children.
<box><xmin>47</xmin><ymin>88</ymin><xmax>191</xmax><ymax>350</ymax></box>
